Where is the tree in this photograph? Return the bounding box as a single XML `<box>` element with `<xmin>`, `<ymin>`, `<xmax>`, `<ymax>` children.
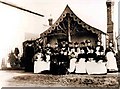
<box><xmin>8</xmin><ymin>48</ymin><xmax>21</xmax><ymax>69</ymax></box>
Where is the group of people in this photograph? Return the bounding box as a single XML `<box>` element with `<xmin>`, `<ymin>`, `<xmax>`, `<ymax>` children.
<box><xmin>33</xmin><ymin>40</ymin><xmax>118</xmax><ymax>75</ymax></box>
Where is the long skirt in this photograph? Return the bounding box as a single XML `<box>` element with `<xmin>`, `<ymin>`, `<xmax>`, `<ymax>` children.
<box><xmin>34</xmin><ymin>60</ymin><xmax>50</xmax><ymax>73</ymax></box>
<box><xmin>68</xmin><ymin>58</ymin><xmax>77</xmax><ymax>73</ymax></box>
<box><xmin>75</xmin><ymin>58</ymin><xmax>86</xmax><ymax>73</ymax></box>
<box><xmin>86</xmin><ymin>61</ymin><xmax>107</xmax><ymax>74</ymax></box>
<box><xmin>106</xmin><ymin>52</ymin><xmax>118</xmax><ymax>71</ymax></box>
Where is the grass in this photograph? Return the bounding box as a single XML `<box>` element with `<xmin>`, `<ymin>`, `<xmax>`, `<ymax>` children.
<box><xmin>8</xmin><ymin>73</ymin><xmax>119</xmax><ymax>87</ymax></box>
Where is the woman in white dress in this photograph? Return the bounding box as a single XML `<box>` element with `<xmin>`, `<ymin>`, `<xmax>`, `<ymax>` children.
<box><xmin>75</xmin><ymin>47</ymin><xmax>87</xmax><ymax>74</ymax></box>
<box><xmin>33</xmin><ymin>50</ymin><xmax>50</xmax><ymax>73</ymax></box>
<box><xmin>106</xmin><ymin>42</ymin><xmax>118</xmax><ymax>72</ymax></box>
<box><xmin>68</xmin><ymin>48</ymin><xmax>77</xmax><ymax>73</ymax></box>
<box><xmin>44</xmin><ymin>49</ymin><xmax>51</xmax><ymax>70</ymax></box>
<box><xmin>33</xmin><ymin>52</ymin><xmax>43</xmax><ymax>73</ymax></box>
<box><xmin>86</xmin><ymin>41</ymin><xmax>107</xmax><ymax>74</ymax></box>
<box><xmin>92</xmin><ymin>41</ymin><xmax>107</xmax><ymax>74</ymax></box>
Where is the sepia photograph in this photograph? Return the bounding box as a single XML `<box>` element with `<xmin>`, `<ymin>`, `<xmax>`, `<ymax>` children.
<box><xmin>0</xmin><ymin>0</ymin><xmax>120</xmax><ymax>88</ymax></box>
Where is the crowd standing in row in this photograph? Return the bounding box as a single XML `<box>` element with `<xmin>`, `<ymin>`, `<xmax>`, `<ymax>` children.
<box><xmin>33</xmin><ymin>40</ymin><xmax>118</xmax><ymax>75</ymax></box>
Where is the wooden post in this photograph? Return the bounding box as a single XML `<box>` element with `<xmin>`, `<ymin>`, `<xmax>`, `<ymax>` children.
<box><xmin>68</xmin><ymin>16</ymin><xmax>71</xmax><ymax>43</ymax></box>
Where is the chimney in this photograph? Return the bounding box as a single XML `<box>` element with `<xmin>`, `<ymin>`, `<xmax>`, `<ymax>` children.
<box><xmin>106</xmin><ymin>0</ymin><xmax>114</xmax><ymax>45</ymax></box>
<box><xmin>48</xmin><ymin>18</ymin><xmax>53</xmax><ymax>26</ymax></box>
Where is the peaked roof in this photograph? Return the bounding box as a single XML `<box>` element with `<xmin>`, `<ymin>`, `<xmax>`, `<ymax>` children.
<box><xmin>40</xmin><ymin>5</ymin><xmax>106</xmax><ymax>37</ymax></box>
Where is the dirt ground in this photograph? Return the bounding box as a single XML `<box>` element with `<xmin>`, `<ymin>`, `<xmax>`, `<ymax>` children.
<box><xmin>7</xmin><ymin>72</ymin><xmax>119</xmax><ymax>88</ymax></box>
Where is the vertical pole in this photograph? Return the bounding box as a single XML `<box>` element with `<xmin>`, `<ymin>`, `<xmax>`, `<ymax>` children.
<box><xmin>67</xmin><ymin>15</ymin><xmax>71</xmax><ymax>68</ymax></box>
<box><xmin>67</xmin><ymin>15</ymin><xmax>71</xmax><ymax>57</ymax></box>
<box><xmin>68</xmin><ymin>16</ymin><xmax>71</xmax><ymax>43</ymax></box>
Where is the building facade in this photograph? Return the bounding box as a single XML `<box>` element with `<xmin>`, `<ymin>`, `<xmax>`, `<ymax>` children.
<box><xmin>22</xmin><ymin>0</ymin><xmax>119</xmax><ymax>72</ymax></box>
<box><xmin>40</xmin><ymin>5</ymin><xmax>106</xmax><ymax>48</ymax></box>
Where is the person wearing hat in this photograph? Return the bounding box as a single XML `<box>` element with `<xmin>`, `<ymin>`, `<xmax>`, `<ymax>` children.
<box><xmin>57</xmin><ymin>49</ymin><xmax>68</xmax><ymax>75</ymax></box>
<box><xmin>105</xmin><ymin>41</ymin><xmax>115</xmax><ymax>55</ymax></box>
<box><xmin>74</xmin><ymin>42</ymin><xmax>79</xmax><ymax>47</ymax></box>
<box><xmin>62</xmin><ymin>41</ymin><xmax>66</xmax><ymax>48</ymax></box>
<box><xmin>68</xmin><ymin>42</ymin><xmax>73</xmax><ymax>52</ymax></box>
<box><xmin>88</xmin><ymin>41</ymin><xmax>106</xmax><ymax>75</ymax></box>
<box><xmin>86</xmin><ymin>40</ymin><xmax>95</xmax><ymax>62</ymax></box>
<box><xmin>106</xmin><ymin>42</ymin><xmax>118</xmax><ymax>72</ymax></box>
<box><xmin>95</xmin><ymin>41</ymin><xmax>105</xmax><ymax>62</ymax></box>
<box><xmin>75</xmin><ymin>46</ymin><xmax>87</xmax><ymax>74</ymax></box>
<box><xmin>80</xmin><ymin>41</ymin><xmax>88</xmax><ymax>54</ymax></box>
<box><xmin>73</xmin><ymin>42</ymin><xmax>79</xmax><ymax>59</ymax></box>
<box><xmin>54</xmin><ymin>42</ymin><xmax>60</xmax><ymax>53</ymax></box>
<box><xmin>73</xmin><ymin>41</ymin><xmax>87</xmax><ymax>74</ymax></box>
<box><xmin>68</xmin><ymin>47</ymin><xmax>77</xmax><ymax>74</ymax></box>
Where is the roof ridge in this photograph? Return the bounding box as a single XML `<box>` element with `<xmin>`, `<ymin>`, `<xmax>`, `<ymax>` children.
<box><xmin>40</xmin><ymin>5</ymin><xmax>106</xmax><ymax>37</ymax></box>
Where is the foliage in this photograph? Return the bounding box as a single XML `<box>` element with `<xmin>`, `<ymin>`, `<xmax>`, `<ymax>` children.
<box><xmin>8</xmin><ymin>48</ymin><xmax>21</xmax><ymax>69</ymax></box>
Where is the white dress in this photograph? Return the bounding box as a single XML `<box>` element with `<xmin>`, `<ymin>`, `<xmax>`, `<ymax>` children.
<box><xmin>45</xmin><ymin>54</ymin><xmax>50</xmax><ymax>70</ymax></box>
<box><xmin>106</xmin><ymin>52</ymin><xmax>118</xmax><ymax>71</ymax></box>
<box><xmin>68</xmin><ymin>58</ymin><xmax>77</xmax><ymax>73</ymax></box>
<box><xmin>86</xmin><ymin>61</ymin><xmax>107</xmax><ymax>74</ymax></box>
<box><xmin>34</xmin><ymin>53</ymin><xmax>50</xmax><ymax>73</ymax></box>
<box><xmin>75</xmin><ymin>58</ymin><xmax>86</xmax><ymax>73</ymax></box>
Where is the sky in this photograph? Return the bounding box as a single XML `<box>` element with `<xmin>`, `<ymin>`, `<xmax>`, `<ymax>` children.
<box><xmin>0</xmin><ymin>0</ymin><xmax>119</xmax><ymax>63</ymax></box>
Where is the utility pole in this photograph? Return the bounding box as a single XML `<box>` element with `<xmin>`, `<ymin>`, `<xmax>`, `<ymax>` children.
<box><xmin>0</xmin><ymin>0</ymin><xmax>44</xmax><ymax>17</ymax></box>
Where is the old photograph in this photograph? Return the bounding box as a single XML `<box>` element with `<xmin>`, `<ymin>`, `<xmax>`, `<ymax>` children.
<box><xmin>0</xmin><ymin>0</ymin><xmax>120</xmax><ymax>88</ymax></box>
